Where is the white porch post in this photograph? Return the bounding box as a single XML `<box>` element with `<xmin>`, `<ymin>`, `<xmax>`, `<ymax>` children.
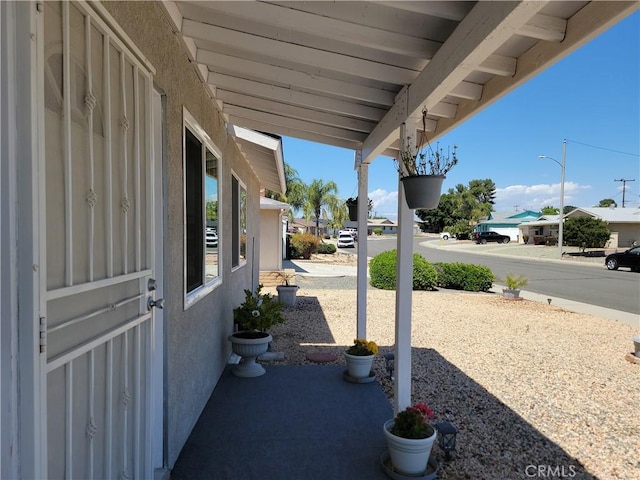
<box><xmin>355</xmin><ymin>151</ymin><xmax>368</xmax><ymax>339</ymax></box>
<box><xmin>394</xmin><ymin>122</ymin><xmax>415</xmax><ymax>413</ymax></box>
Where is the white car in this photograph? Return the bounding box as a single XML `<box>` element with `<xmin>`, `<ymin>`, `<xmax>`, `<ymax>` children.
<box><xmin>440</xmin><ymin>232</ymin><xmax>453</xmax><ymax>240</ymax></box>
<box><xmin>206</xmin><ymin>227</ymin><xmax>218</xmax><ymax>248</ymax></box>
<box><xmin>337</xmin><ymin>232</ymin><xmax>355</xmax><ymax>248</ymax></box>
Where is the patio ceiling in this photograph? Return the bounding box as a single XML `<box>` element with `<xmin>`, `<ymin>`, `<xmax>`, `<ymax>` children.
<box><xmin>161</xmin><ymin>1</ymin><xmax>637</xmax><ymax>165</ymax></box>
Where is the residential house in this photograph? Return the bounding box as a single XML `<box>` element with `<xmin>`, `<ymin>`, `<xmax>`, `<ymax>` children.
<box><xmin>2</xmin><ymin>1</ymin><xmax>635</xmax><ymax>478</ymax></box>
<box><xmin>290</xmin><ymin>217</ymin><xmax>328</xmax><ymax>237</ymax></box>
<box><xmin>474</xmin><ymin>210</ymin><xmax>540</xmax><ymax>242</ymax></box>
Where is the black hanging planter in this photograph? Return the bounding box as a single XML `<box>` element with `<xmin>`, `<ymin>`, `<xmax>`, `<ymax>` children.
<box><xmin>346</xmin><ymin>198</ymin><xmax>358</xmax><ymax>221</ymax></box>
<box><xmin>401</xmin><ymin>175</ymin><xmax>445</xmax><ymax>210</ymax></box>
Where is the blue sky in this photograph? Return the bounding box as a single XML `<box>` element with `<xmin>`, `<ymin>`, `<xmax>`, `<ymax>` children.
<box><xmin>281</xmin><ymin>11</ymin><xmax>639</xmax><ymax>220</ymax></box>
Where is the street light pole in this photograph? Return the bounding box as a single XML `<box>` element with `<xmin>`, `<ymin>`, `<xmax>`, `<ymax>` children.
<box><xmin>538</xmin><ymin>138</ymin><xmax>567</xmax><ymax>259</ymax></box>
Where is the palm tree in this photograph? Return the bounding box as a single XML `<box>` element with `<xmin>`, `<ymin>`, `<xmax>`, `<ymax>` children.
<box><xmin>265</xmin><ymin>163</ymin><xmax>305</xmax><ymax>218</ymax></box>
<box><xmin>304</xmin><ymin>179</ymin><xmax>339</xmax><ymax>235</ymax></box>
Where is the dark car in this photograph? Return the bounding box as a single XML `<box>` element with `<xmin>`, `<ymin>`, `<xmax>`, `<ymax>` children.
<box><xmin>473</xmin><ymin>231</ymin><xmax>511</xmax><ymax>244</ymax></box>
<box><xmin>605</xmin><ymin>246</ymin><xmax>640</xmax><ymax>271</ymax></box>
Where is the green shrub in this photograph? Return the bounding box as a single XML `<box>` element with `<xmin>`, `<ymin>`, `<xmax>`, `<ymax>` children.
<box><xmin>563</xmin><ymin>216</ymin><xmax>611</xmax><ymax>250</ymax></box>
<box><xmin>369</xmin><ymin>250</ymin><xmax>437</xmax><ymax>290</ymax></box>
<box><xmin>317</xmin><ymin>242</ymin><xmax>336</xmax><ymax>254</ymax></box>
<box><xmin>374</xmin><ymin>228</ymin><xmax>383</xmax><ymax>236</ymax></box>
<box><xmin>434</xmin><ymin>262</ymin><xmax>494</xmax><ymax>292</ymax></box>
<box><xmin>290</xmin><ymin>233</ymin><xmax>319</xmax><ymax>259</ymax></box>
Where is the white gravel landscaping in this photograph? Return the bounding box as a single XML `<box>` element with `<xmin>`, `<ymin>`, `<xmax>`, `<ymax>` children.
<box><xmin>266</xmin><ymin>283</ymin><xmax>639</xmax><ymax>480</ymax></box>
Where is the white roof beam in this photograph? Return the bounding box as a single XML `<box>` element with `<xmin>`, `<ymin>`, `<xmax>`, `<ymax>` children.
<box><xmin>184</xmin><ymin>19</ymin><xmax>418</xmax><ymax>84</ymax></box>
<box><xmin>207</xmin><ymin>71</ymin><xmax>386</xmax><ymax>121</ymax></box>
<box><xmin>362</xmin><ymin>1</ymin><xmax>546</xmax><ymax>163</ymax></box>
<box><xmin>186</xmin><ymin>1</ymin><xmax>441</xmax><ymax>58</ymax></box>
<box><xmin>224</xmin><ymin>105</ymin><xmax>368</xmax><ymax>144</ymax></box>
<box><xmin>520</xmin><ymin>14</ymin><xmax>567</xmax><ymax>42</ymax></box>
<box><xmin>218</xmin><ymin>90</ymin><xmax>377</xmax><ymax>134</ymax></box>
<box><xmin>477</xmin><ymin>54</ymin><xmax>517</xmax><ymax>77</ymax></box>
<box><xmin>228</xmin><ymin>117</ymin><xmax>362</xmax><ymax>152</ymax></box>
<box><xmin>200</xmin><ymin>50</ymin><xmax>396</xmax><ymax>107</ymax></box>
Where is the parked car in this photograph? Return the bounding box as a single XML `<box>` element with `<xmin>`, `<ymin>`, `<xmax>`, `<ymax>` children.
<box><xmin>337</xmin><ymin>232</ymin><xmax>355</xmax><ymax>248</ymax></box>
<box><xmin>440</xmin><ymin>232</ymin><xmax>453</xmax><ymax>240</ymax></box>
<box><xmin>206</xmin><ymin>227</ymin><xmax>218</xmax><ymax>248</ymax></box>
<box><xmin>605</xmin><ymin>246</ymin><xmax>640</xmax><ymax>271</ymax></box>
<box><xmin>474</xmin><ymin>231</ymin><xmax>510</xmax><ymax>244</ymax></box>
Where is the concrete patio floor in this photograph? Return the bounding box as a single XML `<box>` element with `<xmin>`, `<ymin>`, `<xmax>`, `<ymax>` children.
<box><xmin>171</xmin><ymin>365</ymin><xmax>393</xmax><ymax>480</ymax></box>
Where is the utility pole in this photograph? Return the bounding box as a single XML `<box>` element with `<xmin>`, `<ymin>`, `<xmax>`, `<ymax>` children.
<box><xmin>614</xmin><ymin>178</ymin><xmax>635</xmax><ymax>207</ymax></box>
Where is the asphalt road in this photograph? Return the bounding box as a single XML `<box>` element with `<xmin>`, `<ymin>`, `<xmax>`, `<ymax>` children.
<box><xmin>352</xmin><ymin>237</ymin><xmax>640</xmax><ymax>315</ymax></box>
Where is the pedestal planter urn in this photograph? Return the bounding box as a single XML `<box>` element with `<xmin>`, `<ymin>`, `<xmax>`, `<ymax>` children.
<box><xmin>228</xmin><ymin>332</ymin><xmax>272</xmax><ymax>377</ymax></box>
<box><xmin>230</xmin><ymin>285</ymin><xmax>285</xmax><ymax>378</ymax></box>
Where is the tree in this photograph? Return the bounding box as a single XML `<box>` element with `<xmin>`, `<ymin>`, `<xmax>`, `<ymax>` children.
<box><xmin>563</xmin><ymin>205</ymin><xmax>577</xmax><ymax>214</ymax></box>
<box><xmin>541</xmin><ymin>205</ymin><xmax>559</xmax><ymax>215</ymax></box>
<box><xmin>563</xmin><ymin>216</ymin><xmax>611</xmax><ymax>251</ymax></box>
<box><xmin>597</xmin><ymin>198</ymin><xmax>617</xmax><ymax>208</ymax></box>
<box><xmin>265</xmin><ymin>163</ymin><xmax>306</xmax><ymax>216</ymax></box>
<box><xmin>304</xmin><ymin>179</ymin><xmax>340</xmax><ymax>235</ymax></box>
<box><xmin>416</xmin><ymin>179</ymin><xmax>496</xmax><ymax>232</ymax></box>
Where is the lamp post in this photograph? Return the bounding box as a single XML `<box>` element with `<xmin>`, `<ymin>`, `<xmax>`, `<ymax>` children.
<box><xmin>538</xmin><ymin>139</ymin><xmax>567</xmax><ymax>258</ymax></box>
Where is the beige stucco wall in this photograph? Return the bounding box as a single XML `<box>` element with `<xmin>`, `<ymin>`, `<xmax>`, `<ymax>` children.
<box><xmin>103</xmin><ymin>1</ymin><xmax>261</xmax><ymax>467</ymax></box>
<box><xmin>611</xmin><ymin>223</ymin><xmax>640</xmax><ymax>249</ymax></box>
<box><xmin>260</xmin><ymin>209</ymin><xmax>283</xmax><ymax>271</ymax></box>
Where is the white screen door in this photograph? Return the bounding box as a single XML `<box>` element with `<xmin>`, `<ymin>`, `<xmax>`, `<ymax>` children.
<box><xmin>42</xmin><ymin>2</ymin><xmax>159</xmax><ymax>478</ymax></box>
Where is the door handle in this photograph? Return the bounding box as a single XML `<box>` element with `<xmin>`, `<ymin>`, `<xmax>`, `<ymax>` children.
<box><xmin>147</xmin><ymin>297</ymin><xmax>164</xmax><ymax>310</ymax></box>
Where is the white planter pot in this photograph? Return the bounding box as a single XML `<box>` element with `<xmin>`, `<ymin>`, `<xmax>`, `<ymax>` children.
<box><xmin>344</xmin><ymin>352</ymin><xmax>374</xmax><ymax>378</ymax></box>
<box><xmin>228</xmin><ymin>332</ymin><xmax>272</xmax><ymax>377</ymax></box>
<box><xmin>633</xmin><ymin>335</ymin><xmax>640</xmax><ymax>355</ymax></box>
<box><xmin>383</xmin><ymin>419</ymin><xmax>437</xmax><ymax>476</ymax></box>
<box><xmin>502</xmin><ymin>288</ymin><xmax>521</xmax><ymax>299</ymax></box>
<box><xmin>276</xmin><ymin>285</ymin><xmax>299</xmax><ymax>306</ymax></box>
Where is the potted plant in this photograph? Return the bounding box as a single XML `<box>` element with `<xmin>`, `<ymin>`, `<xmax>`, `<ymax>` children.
<box><xmin>275</xmin><ymin>270</ymin><xmax>299</xmax><ymax>306</ymax></box>
<box><xmin>503</xmin><ymin>273</ymin><xmax>528</xmax><ymax>299</ymax></box>
<box><xmin>345</xmin><ymin>197</ymin><xmax>373</xmax><ymax>221</ymax></box>
<box><xmin>395</xmin><ymin>109</ymin><xmax>458</xmax><ymax>209</ymax></box>
<box><xmin>344</xmin><ymin>338</ymin><xmax>378</xmax><ymax>380</ymax></box>
<box><xmin>383</xmin><ymin>403</ymin><xmax>437</xmax><ymax>476</ymax></box>
<box><xmin>229</xmin><ymin>285</ymin><xmax>285</xmax><ymax>377</ymax></box>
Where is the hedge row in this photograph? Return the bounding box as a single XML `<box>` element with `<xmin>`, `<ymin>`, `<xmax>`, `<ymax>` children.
<box><xmin>369</xmin><ymin>250</ymin><xmax>494</xmax><ymax>292</ymax></box>
<box><xmin>433</xmin><ymin>262</ymin><xmax>494</xmax><ymax>292</ymax></box>
<box><xmin>289</xmin><ymin>233</ymin><xmax>337</xmax><ymax>259</ymax></box>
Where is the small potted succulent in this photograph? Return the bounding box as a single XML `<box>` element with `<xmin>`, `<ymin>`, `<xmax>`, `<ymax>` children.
<box><xmin>502</xmin><ymin>273</ymin><xmax>528</xmax><ymax>299</ymax></box>
<box><xmin>344</xmin><ymin>338</ymin><xmax>378</xmax><ymax>380</ymax></box>
<box><xmin>229</xmin><ymin>285</ymin><xmax>285</xmax><ymax>377</ymax></box>
<box><xmin>383</xmin><ymin>403</ymin><xmax>437</xmax><ymax>476</ymax></box>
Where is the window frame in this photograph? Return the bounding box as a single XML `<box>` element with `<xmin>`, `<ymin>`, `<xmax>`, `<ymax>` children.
<box><xmin>231</xmin><ymin>171</ymin><xmax>247</xmax><ymax>271</ymax></box>
<box><xmin>183</xmin><ymin>108</ymin><xmax>222</xmax><ymax>309</ymax></box>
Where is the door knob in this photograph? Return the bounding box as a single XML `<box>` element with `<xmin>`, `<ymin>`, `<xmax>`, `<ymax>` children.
<box><xmin>147</xmin><ymin>297</ymin><xmax>164</xmax><ymax>310</ymax></box>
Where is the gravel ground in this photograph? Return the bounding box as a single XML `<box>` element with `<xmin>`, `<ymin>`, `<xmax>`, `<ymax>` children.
<box><xmin>264</xmin><ymin>275</ymin><xmax>639</xmax><ymax>480</ymax></box>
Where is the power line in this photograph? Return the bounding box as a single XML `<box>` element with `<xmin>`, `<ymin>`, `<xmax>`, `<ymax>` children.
<box><xmin>566</xmin><ymin>139</ymin><xmax>639</xmax><ymax>157</ymax></box>
<box><xmin>614</xmin><ymin>178</ymin><xmax>636</xmax><ymax>207</ymax></box>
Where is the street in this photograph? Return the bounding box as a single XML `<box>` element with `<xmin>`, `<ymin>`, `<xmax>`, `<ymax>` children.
<box><xmin>348</xmin><ymin>237</ymin><xmax>640</xmax><ymax>315</ymax></box>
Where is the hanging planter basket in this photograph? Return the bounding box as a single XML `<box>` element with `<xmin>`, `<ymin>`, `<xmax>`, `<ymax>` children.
<box><xmin>346</xmin><ymin>199</ymin><xmax>358</xmax><ymax>221</ymax></box>
<box><xmin>401</xmin><ymin>175</ymin><xmax>445</xmax><ymax>210</ymax></box>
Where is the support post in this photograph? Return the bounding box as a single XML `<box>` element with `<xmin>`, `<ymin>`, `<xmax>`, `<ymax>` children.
<box><xmin>394</xmin><ymin>122</ymin><xmax>415</xmax><ymax>414</ymax></box>
<box><xmin>355</xmin><ymin>153</ymin><xmax>368</xmax><ymax>339</ymax></box>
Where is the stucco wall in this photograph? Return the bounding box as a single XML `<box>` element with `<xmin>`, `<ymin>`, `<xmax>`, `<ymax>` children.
<box><xmin>260</xmin><ymin>209</ymin><xmax>283</xmax><ymax>271</ymax></box>
<box><xmin>102</xmin><ymin>1</ymin><xmax>261</xmax><ymax>467</ymax></box>
<box><xmin>612</xmin><ymin>223</ymin><xmax>640</xmax><ymax>248</ymax></box>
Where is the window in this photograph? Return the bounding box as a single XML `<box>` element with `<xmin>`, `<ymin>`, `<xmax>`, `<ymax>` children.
<box><xmin>184</xmin><ymin>110</ymin><xmax>221</xmax><ymax>307</ymax></box>
<box><xmin>232</xmin><ymin>174</ymin><xmax>247</xmax><ymax>269</ymax></box>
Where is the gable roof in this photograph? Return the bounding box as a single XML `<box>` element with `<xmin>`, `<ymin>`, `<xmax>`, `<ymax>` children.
<box><xmin>566</xmin><ymin>207</ymin><xmax>640</xmax><ymax>223</ymax></box>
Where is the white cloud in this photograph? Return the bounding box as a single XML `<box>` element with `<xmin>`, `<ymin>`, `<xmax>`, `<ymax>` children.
<box><xmin>495</xmin><ymin>182</ymin><xmax>591</xmax><ymax>211</ymax></box>
<box><xmin>368</xmin><ymin>188</ymin><xmax>398</xmax><ymax>219</ymax></box>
